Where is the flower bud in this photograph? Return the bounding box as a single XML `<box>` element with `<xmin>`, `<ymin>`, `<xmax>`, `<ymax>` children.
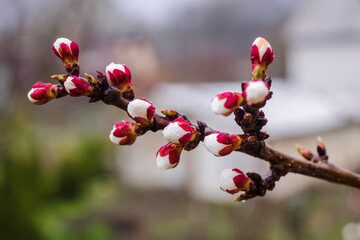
<box><xmin>51</xmin><ymin>74</ymin><xmax>68</xmax><ymax>83</ymax></box>
<box><xmin>250</xmin><ymin>37</ymin><xmax>274</xmax><ymax>66</ymax></box>
<box><xmin>204</xmin><ymin>132</ymin><xmax>243</xmax><ymax>157</ymax></box>
<box><xmin>109</xmin><ymin>121</ymin><xmax>138</xmax><ymax>145</ymax></box>
<box><xmin>105</xmin><ymin>62</ymin><xmax>134</xmax><ymax>99</ymax></box>
<box><xmin>243</xmin><ymin>80</ymin><xmax>269</xmax><ymax>106</ymax></box>
<box><xmin>296</xmin><ymin>144</ymin><xmax>313</xmax><ymax>161</ymax></box>
<box><xmin>162</xmin><ymin>117</ymin><xmax>197</xmax><ymax>145</ymax></box>
<box><xmin>317</xmin><ymin>136</ymin><xmax>327</xmax><ymax>157</ymax></box>
<box><xmin>127</xmin><ymin>98</ymin><xmax>155</xmax><ymax>125</ymax></box>
<box><xmin>28</xmin><ymin>82</ymin><xmax>65</xmax><ymax>105</ymax></box>
<box><xmin>211</xmin><ymin>92</ymin><xmax>243</xmax><ymax>116</ymax></box>
<box><xmin>160</xmin><ymin>109</ymin><xmax>178</xmax><ymax>119</ymax></box>
<box><xmin>52</xmin><ymin>38</ymin><xmax>79</xmax><ymax>70</ymax></box>
<box><xmin>156</xmin><ymin>143</ymin><xmax>183</xmax><ymax>170</ymax></box>
<box><xmin>220</xmin><ymin>168</ymin><xmax>252</xmax><ymax>194</ymax></box>
<box><xmin>64</xmin><ymin>76</ymin><xmax>94</xmax><ymax>97</ymax></box>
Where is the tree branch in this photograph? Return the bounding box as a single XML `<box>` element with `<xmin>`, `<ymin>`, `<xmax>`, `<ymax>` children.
<box><xmin>102</xmin><ymin>88</ymin><xmax>360</xmax><ymax>190</ymax></box>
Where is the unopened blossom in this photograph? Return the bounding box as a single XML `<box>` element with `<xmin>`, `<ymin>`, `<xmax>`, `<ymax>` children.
<box><xmin>243</xmin><ymin>80</ymin><xmax>269</xmax><ymax>106</ymax></box>
<box><xmin>162</xmin><ymin>117</ymin><xmax>197</xmax><ymax>145</ymax></box>
<box><xmin>211</xmin><ymin>92</ymin><xmax>243</xmax><ymax>116</ymax></box>
<box><xmin>52</xmin><ymin>38</ymin><xmax>79</xmax><ymax>68</ymax></box>
<box><xmin>219</xmin><ymin>168</ymin><xmax>252</xmax><ymax>194</ymax></box>
<box><xmin>109</xmin><ymin>121</ymin><xmax>138</xmax><ymax>145</ymax></box>
<box><xmin>156</xmin><ymin>143</ymin><xmax>183</xmax><ymax>170</ymax></box>
<box><xmin>28</xmin><ymin>82</ymin><xmax>64</xmax><ymax>105</ymax></box>
<box><xmin>105</xmin><ymin>62</ymin><xmax>134</xmax><ymax>99</ymax></box>
<box><xmin>127</xmin><ymin>98</ymin><xmax>155</xmax><ymax>125</ymax></box>
<box><xmin>64</xmin><ymin>76</ymin><xmax>94</xmax><ymax>97</ymax></box>
<box><xmin>204</xmin><ymin>132</ymin><xmax>243</xmax><ymax>157</ymax></box>
<box><xmin>250</xmin><ymin>37</ymin><xmax>274</xmax><ymax>66</ymax></box>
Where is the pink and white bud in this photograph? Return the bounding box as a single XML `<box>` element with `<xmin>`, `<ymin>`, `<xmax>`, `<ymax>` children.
<box><xmin>162</xmin><ymin>117</ymin><xmax>197</xmax><ymax>145</ymax></box>
<box><xmin>105</xmin><ymin>62</ymin><xmax>134</xmax><ymax>99</ymax></box>
<box><xmin>243</xmin><ymin>80</ymin><xmax>269</xmax><ymax>106</ymax></box>
<box><xmin>52</xmin><ymin>38</ymin><xmax>79</xmax><ymax>67</ymax></box>
<box><xmin>127</xmin><ymin>98</ymin><xmax>155</xmax><ymax>125</ymax></box>
<box><xmin>156</xmin><ymin>143</ymin><xmax>183</xmax><ymax>170</ymax></box>
<box><xmin>64</xmin><ymin>76</ymin><xmax>94</xmax><ymax>97</ymax></box>
<box><xmin>219</xmin><ymin>168</ymin><xmax>252</xmax><ymax>194</ymax></box>
<box><xmin>109</xmin><ymin>121</ymin><xmax>138</xmax><ymax>145</ymax></box>
<box><xmin>28</xmin><ymin>82</ymin><xmax>64</xmax><ymax>105</ymax></box>
<box><xmin>250</xmin><ymin>37</ymin><xmax>274</xmax><ymax>66</ymax></box>
<box><xmin>211</xmin><ymin>92</ymin><xmax>243</xmax><ymax>116</ymax></box>
<box><xmin>204</xmin><ymin>132</ymin><xmax>243</xmax><ymax>157</ymax></box>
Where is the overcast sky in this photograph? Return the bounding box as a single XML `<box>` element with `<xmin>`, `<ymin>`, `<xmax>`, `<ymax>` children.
<box><xmin>116</xmin><ymin>0</ymin><xmax>209</xmax><ymax>26</ymax></box>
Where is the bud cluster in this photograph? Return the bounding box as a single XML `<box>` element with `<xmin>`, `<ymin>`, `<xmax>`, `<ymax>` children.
<box><xmin>28</xmin><ymin>37</ymin><xmax>138</xmax><ymax>106</ymax></box>
<box><xmin>28</xmin><ymin>36</ymin><xmax>284</xmax><ymax>201</ymax></box>
<box><xmin>207</xmin><ymin>37</ymin><xmax>274</xmax><ymax>198</ymax></box>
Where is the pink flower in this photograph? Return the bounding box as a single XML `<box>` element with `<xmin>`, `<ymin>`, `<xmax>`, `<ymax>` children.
<box><xmin>105</xmin><ymin>62</ymin><xmax>134</xmax><ymax>99</ymax></box>
<box><xmin>52</xmin><ymin>38</ymin><xmax>79</xmax><ymax>66</ymax></box>
<box><xmin>204</xmin><ymin>132</ymin><xmax>242</xmax><ymax>157</ymax></box>
<box><xmin>162</xmin><ymin>117</ymin><xmax>196</xmax><ymax>145</ymax></box>
<box><xmin>250</xmin><ymin>37</ymin><xmax>274</xmax><ymax>66</ymax></box>
<box><xmin>28</xmin><ymin>82</ymin><xmax>62</xmax><ymax>105</ymax></box>
<box><xmin>242</xmin><ymin>80</ymin><xmax>269</xmax><ymax>106</ymax></box>
<box><xmin>156</xmin><ymin>143</ymin><xmax>183</xmax><ymax>170</ymax></box>
<box><xmin>127</xmin><ymin>99</ymin><xmax>155</xmax><ymax>125</ymax></box>
<box><xmin>109</xmin><ymin>121</ymin><xmax>138</xmax><ymax>145</ymax></box>
<box><xmin>211</xmin><ymin>92</ymin><xmax>243</xmax><ymax>116</ymax></box>
<box><xmin>219</xmin><ymin>168</ymin><xmax>252</xmax><ymax>194</ymax></box>
<box><xmin>64</xmin><ymin>76</ymin><xmax>94</xmax><ymax>97</ymax></box>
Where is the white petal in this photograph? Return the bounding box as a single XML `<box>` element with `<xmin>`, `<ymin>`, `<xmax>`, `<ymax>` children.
<box><xmin>219</xmin><ymin>169</ymin><xmax>238</xmax><ymax>192</ymax></box>
<box><xmin>245</xmin><ymin>81</ymin><xmax>269</xmax><ymax>105</ymax></box>
<box><xmin>64</xmin><ymin>77</ymin><xmax>77</xmax><ymax>92</ymax></box>
<box><xmin>127</xmin><ymin>99</ymin><xmax>151</xmax><ymax>120</ymax></box>
<box><xmin>106</xmin><ymin>62</ymin><xmax>125</xmax><ymax>74</ymax></box>
<box><xmin>156</xmin><ymin>154</ymin><xmax>175</xmax><ymax>170</ymax></box>
<box><xmin>162</xmin><ymin>122</ymin><xmax>189</xmax><ymax>144</ymax></box>
<box><xmin>211</xmin><ymin>97</ymin><xmax>231</xmax><ymax>115</ymax></box>
<box><xmin>253</xmin><ymin>37</ymin><xmax>271</xmax><ymax>62</ymax></box>
<box><xmin>204</xmin><ymin>133</ymin><xmax>230</xmax><ymax>157</ymax></box>
<box><xmin>53</xmin><ymin>37</ymin><xmax>72</xmax><ymax>56</ymax></box>
<box><xmin>109</xmin><ymin>127</ymin><xmax>124</xmax><ymax>144</ymax></box>
<box><xmin>27</xmin><ymin>88</ymin><xmax>40</xmax><ymax>103</ymax></box>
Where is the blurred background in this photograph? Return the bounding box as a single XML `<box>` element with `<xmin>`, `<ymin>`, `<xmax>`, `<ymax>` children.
<box><xmin>0</xmin><ymin>0</ymin><xmax>360</xmax><ymax>239</ymax></box>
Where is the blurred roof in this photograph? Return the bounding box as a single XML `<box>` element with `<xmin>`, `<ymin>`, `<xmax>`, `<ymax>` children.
<box><xmin>149</xmin><ymin>79</ymin><xmax>359</xmax><ymax>139</ymax></box>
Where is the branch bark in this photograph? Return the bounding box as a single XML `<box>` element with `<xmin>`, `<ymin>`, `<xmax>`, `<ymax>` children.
<box><xmin>247</xmin><ymin>144</ymin><xmax>360</xmax><ymax>188</ymax></box>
